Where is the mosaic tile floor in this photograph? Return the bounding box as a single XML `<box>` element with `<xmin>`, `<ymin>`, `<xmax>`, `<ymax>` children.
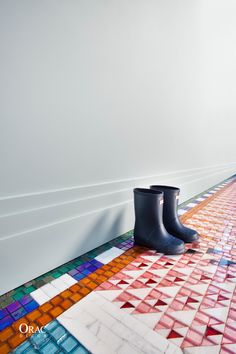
<box><xmin>1</xmin><ymin>175</ymin><xmax>236</xmax><ymax>354</ymax></box>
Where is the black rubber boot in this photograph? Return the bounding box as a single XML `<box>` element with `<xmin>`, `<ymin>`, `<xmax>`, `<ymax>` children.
<box><xmin>150</xmin><ymin>185</ymin><xmax>199</xmax><ymax>243</ymax></box>
<box><xmin>133</xmin><ymin>188</ymin><xmax>185</xmax><ymax>255</ymax></box>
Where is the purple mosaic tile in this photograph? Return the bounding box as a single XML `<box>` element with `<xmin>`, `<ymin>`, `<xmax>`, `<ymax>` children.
<box><xmin>6</xmin><ymin>301</ymin><xmax>21</xmax><ymax>313</ymax></box>
<box><xmin>68</xmin><ymin>269</ymin><xmax>79</xmax><ymax>276</ymax></box>
<box><xmin>90</xmin><ymin>259</ymin><xmax>103</xmax><ymax>267</ymax></box>
<box><xmin>19</xmin><ymin>294</ymin><xmax>33</xmax><ymax>306</ymax></box>
<box><xmin>0</xmin><ymin>308</ymin><xmax>8</xmax><ymax>320</ymax></box>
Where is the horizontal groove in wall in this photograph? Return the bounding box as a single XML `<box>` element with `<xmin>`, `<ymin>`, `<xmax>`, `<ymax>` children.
<box><xmin>0</xmin><ymin>162</ymin><xmax>235</xmax><ymax>216</ymax></box>
<box><xmin>0</xmin><ymin>202</ymin><xmax>134</xmax><ymax>295</ymax></box>
<box><xmin>0</xmin><ymin>164</ymin><xmax>230</xmax><ymax>218</ymax></box>
<box><xmin>0</xmin><ymin>166</ymin><xmax>235</xmax><ymax>240</ymax></box>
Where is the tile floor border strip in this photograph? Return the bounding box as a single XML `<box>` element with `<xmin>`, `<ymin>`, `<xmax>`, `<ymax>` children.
<box><xmin>0</xmin><ymin>247</ymin><xmax>145</xmax><ymax>352</ymax></box>
<box><xmin>180</xmin><ymin>179</ymin><xmax>235</xmax><ymax>224</ymax></box>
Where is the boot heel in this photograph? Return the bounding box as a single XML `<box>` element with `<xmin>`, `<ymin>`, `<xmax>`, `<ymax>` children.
<box><xmin>134</xmin><ymin>239</ymin><xmax>149</xmax><ymax>248</ymax></box>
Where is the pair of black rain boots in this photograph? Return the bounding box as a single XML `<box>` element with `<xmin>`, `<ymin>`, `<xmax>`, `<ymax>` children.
<box><xmin>133</xmin><ymin>186</ymin><xmax>199</xmax><ymax>255</ymax></box>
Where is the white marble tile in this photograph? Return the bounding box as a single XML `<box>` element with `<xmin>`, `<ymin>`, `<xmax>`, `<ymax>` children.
<box><xmin>58</xmin><ymin>315</ymin><xmax>98</xmax><ymax>352</ymax></box>
<box><xmin>117</xmin><ymin>343</ymin><xmax>143</xmax><ymax>354</ymax></box>
<box><xmin>178</xmin><ymin>209</ymin><xmax>187</xmax><ymax>215</ymax></box>
<box><xmin>60</xmin><ymin>273</ymin><xmax>77</xmax><ymax>286</ymax></box>
<box><xmin>41</xmin><ymin>283</ymin><xmax>61</xmax><ymax>298</ymax></box>
<box><xmin>196</xmin><ymin>197</ymin><xmax>205</xmax><ymax>202</ymax></box>
<box><xmin>186</xmin><ymin>202</ymin><xmax>198</xmax><ymax>208</ymax></box>
<box><xmin>51</xmin><ymin>277</ymin><xmax>70</xmax><ymax>292</ymax></box>
<box><xmin>183</xmin><ymin>345</ymin><xmax>220</xmax><ymax>354</ymax></box>
<box><xmin>59</xmin><ymin>291</ymin><xmax>177</xmax><ymax>354</ymax></box>
<box><xmin>133</xmin><ymin>313</ymin><xmax>163</xmax><ymax>329</ymax></box>
<box><xmin>97</xmin><ymin>289</ymin><xmax>123</xmax><ymax>302</ymax></box>
<box><xmin>30</xmin><ymin>288</ymin><xmax>50</xmax><ymax>305</ymax></box>
<box><xmin>96</xmin><ymin>323</ymin><xmax>123</xmax><ymax>351</ymax></box>
<box><xmin>95</xmin><ymin>247</ymin><xmax>124</xmax><ymax>264</ymax></box>
<box><xmin>165</xmin><ymin>343</ymin><xmax>183</xmax><ymax>354</ymax></box>
<box><xmin>90</xmin><ymin>340</ymin><xmax>114</xmax><ymax>354</ymax></box>
<box><xmin>170</xmin><ymin>310</ymin><xmax>197</xmax><ymax>327</ymax></box>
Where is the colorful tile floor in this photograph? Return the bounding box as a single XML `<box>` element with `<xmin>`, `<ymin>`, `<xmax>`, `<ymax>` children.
<box><xmin>1</xmin><ymin>176</ymin><xmax>236</xmax><ymax>354</ymax></box>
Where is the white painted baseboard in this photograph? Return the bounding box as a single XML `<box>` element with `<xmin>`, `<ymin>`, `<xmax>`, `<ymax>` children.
<box><xmin>0</xmin><ymin>163</ymin><xmax>235</xmax><ymax>295</ymax></box>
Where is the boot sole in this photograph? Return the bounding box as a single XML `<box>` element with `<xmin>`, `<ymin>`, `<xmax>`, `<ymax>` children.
<box><xmin>134</xmin><ymin>241</ymin><xmax>185</xmax><ymax>255</ymax></box>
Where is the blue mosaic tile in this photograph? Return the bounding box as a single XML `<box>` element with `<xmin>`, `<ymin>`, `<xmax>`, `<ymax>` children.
<box><xmin>50</xmin><ymin>324</ymin><xmax>67</xmax><ymax>342</ymax></box>
<box><xmin>44</xmin><ymin>320</ymin><xmax>58</xmax><ymax>332</ymax></box>
<box><xmin>13</xmin><ymin>340</ymin><xmax>31</xmax><ymax>353</ymax></box>
<box><xmin>0</xmin><ymin>314</ymin><xmax>14</xmax><ymax>330</ymax></box>
<box><xmin>60</xmin><ymin>335</ymin><xmax>78</xmax><ymax>352</ymax></box>
<box><xmin>40</xmin><ymin>340</ymin><xmax>59</xmax><ymax>354</ymax></box>
<box><xmin>71</xmin><ymin>346</ymin><xmax>90</xmax><ymax>354</ymax></box>
<box><xmin>72</xmin><ymin>273</ymin><xmax>85</xmax><ymax>281</ymax></box>
<box><xmin>13</xmin><ymin>320</ymin><xmax>90</xmax><ymax>354</ymax></box>
<box><xmin>23</xmin><ymin>300</ymin><xmax>39</xmax><ymax>312</ymax></box>
<box><xmin>30</xmin><ymin>331</ymin><xmax>50</xmax><ymax>348</ymax></box>
<box><xmin>0</xmin><ymin>308</ymin><xmax>8</xmax><ymax>320</ymax></box>
<box><xmin>14</xmin><ymin>320</ymin><xmax>90</xmax><ymax>354</ymax></box>
<box><xmin>11</xmin><ymin>306</ymin><xmax>27</xmax><ymax>320</ymax></box>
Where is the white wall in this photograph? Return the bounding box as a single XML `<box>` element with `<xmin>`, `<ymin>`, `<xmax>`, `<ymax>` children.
<box><xmin>1</xmin><ymin>0</ymin><xmax>236</xmax><ymax>294</ymax></box>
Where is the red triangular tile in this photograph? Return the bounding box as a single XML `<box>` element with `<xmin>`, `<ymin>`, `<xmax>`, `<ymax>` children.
<box><xmin>200</xmin><ymin>275</ymin><xmax>211</xmax><ymax>281</ymax></box>
<box><xmin>175</xmin><ymin>277</ymin><xmax>184</xmax><ymax>282</ymax></box>
<box><xmin>154</xmin><ymin>299</ymin><xmax>167</xmax><ymax>306</ymax></box>
<box><xmin>205</xmin><ymin>326</ymin><xmax>222</xmax><ymax>337</ymax></box>
<box><xmin>217</xmin><ymin>295</ymin><xmax>229</xmax><ymax>301</ymax></box>
<box><xmin>226</xmin><ymin>274</ymin><xmax>235</xmax><ymax>279</ymax></box>
<box><xmin>121</xmin><ymin>301</ymin><xmax>135</xmax><ymax>309</ymax></box>
<box><xmin>138</xmin><ymin>263</ymin><xmax>148</xmax><ymax>268</ymax></box>
<box><xmin>167</xmin><ymin>329</ymin><xmax>183</xmax><ymax>339</ymax></box>
<box><xmin>146</xmin><ymin>279</ymin><xmax>157</xmax><ymax>284</ymax></box>
<box><xmin>118</xmin><ymin>280</ymin><xmax>129</xmax><ymax>285</ymax></box>
<box><xmin>186</xmin><ymin>297</ymin><xmax>199</xmax><ymax>304</ymax></box>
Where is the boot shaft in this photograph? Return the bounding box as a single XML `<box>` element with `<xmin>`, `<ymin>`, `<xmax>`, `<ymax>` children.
<box><xmin>150</xmin><ymin>185</ymin><xmax>180</xmax><ymax>222</ymax></box>
<box><xmin>133</xmin><ymin>188</ymin><xmax>164</xmax><ymax>237</ymax></box>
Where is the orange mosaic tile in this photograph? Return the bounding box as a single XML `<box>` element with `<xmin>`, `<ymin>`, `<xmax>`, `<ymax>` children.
<box><xmin>12</xmin><ymin>317</ymin><xmax>29</xmax><ymax>332</ymax></box>
<box><xmin>70</xmin><ymin>284</ymin><xmax>81</xmax><ymax>293</ymax></box>
<box><xmin>61</xmin><ymin>290</ymin><xmax>73</xmax><ymax>299</ymax></box>
<box><xmin>86</xmin><ymin>281</ymin><xmax>97</xmax><ymax>290</ymax></box>
<box><xmin>61</xmin><ymin>299</ymin><xmax>73</xmax><ymax>310</ymax></box>
<box><xmin>26</xmin><ymin>309</ymin><xmax>41</xmax><ymax>322</ymax></box>
<box><xmin>49</xmin><ymin>306</ymin><xmax>64</xmax><ymax>318</ymax></box>
<box><xmin>70</xmin><ymin>293</ymin><xmax>83</xmax><ymax>303</ymax></box>
<box><xmin>0</xmin><ymin>327</ymin><xmax>14</xmax><ymax>342</ymax></box>
<box><xmin>36</xmin><ymin>313</ymin><xmax>52</xmax><ymax>327</ymax></box>
<box><xmin>8</xmin><ymin>333</ymin><xmax>26</xmax><ymax>348</ymax></box>
<box><xmin>79</xmin><ymin>287</ymin><xmax>90</xmax><ymax>296</ymax></box>
<box><xmin>0</xmin><ymin>343</ymin><xmax>11</xmax><ymax>354</ymax></box>
<box><xmin>40</xmin><ymin>302</ymin><xmax>53</xmax><ymax>313</ymax></box>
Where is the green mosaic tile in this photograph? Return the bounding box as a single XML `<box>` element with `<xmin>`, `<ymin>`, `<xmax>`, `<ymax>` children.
<box><xmin>12</xmin><ymin>291</ymin><xmax>25</xmax><ymax>301</ymax></box>
<box><xmin>51</xmin><ymin>271</ymin><xmax>63</xmax><ymax>278</ymax></box>
<box><xmin>24</xmin><ymin>285</ymin><xmax>36</xmax><ymax>294</ymax></box>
